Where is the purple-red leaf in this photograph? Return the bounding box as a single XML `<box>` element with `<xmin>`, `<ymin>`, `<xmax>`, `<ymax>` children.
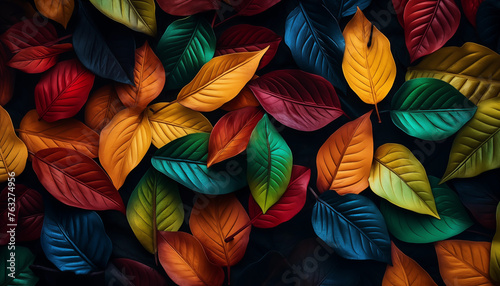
<box><xmin>156</xmin><ymin>0</ymin><xmax>220</xmax><ymax>16</ymax></box>
<box><xmin>112</xmin><ymin>258</ymin><xmax>168</xmax><ymax>286</ymax></box>
<box><xmin>0</xmin><ymin>16</ymin><xmax>59</xmax><ymax>53</ymax></box>
<box><xmin>248</xmin><ymin>69</ymin><xmax>343</xmax><ymax>131</ymax></box>
<box><xmin>462</xmin><ymin>0</ymin><xmax>484</xmax><ymax>27</ymax></box>
<box><xmin>228</xmin><ymin>0</ymin><xmax>281</xmax><ymax>16</ymax></box>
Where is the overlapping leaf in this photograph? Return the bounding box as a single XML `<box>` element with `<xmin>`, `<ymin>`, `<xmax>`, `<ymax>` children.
<box><xmin>392</xmin><ymin>0</ymin><xmax>408</xmax><ymax>26</ymax></box>
<box><xmin>112</xmin><ymin>258</ymin><xmax>168</xmax><ymax>286</ymax></box>
<box><xmin>0</xmin><ymin>105</ymin><xmax>28</xmax><ymax>182</ymax></box>
<box><xmin>221</xmin><ymin>76</ymin><xmax>260</xmax><ymax>111</ymax></box>
<box><xmin>477</xmin><ymin>0</ymin><xmax>500</xmax><ymax>53</ymax></box>
<box><xmin>156</xmin><ymin>0</ymin><xmax>220</xmax><ymax>16</ymax></box>
<box><xmin>490</xmin><ymin>202</ymin><xmax>500</xmax><ymax>283</ymax></box>
<box><xmin>324</xmin><ymin>0</ymin><xmax>372</xmax><ymax>19</ymax></box>
<box><xmin>34</xmin><ymin>0</ymin><xmax>74</xmax><ymax>28</ymax></box>
<box><xmin>227</xmin><ymin>0</ymin><xmax>281</xmax><ymax>16</ymax></box>
<box><xmin>0</xmin><ymin>16</ymin><xmax>58</xmax><ymax>52</ymax></box>
<box><xmin>0</xmin><ymin>246</ymin><xmax>38</xmax><ymax>285</ymax></box>
<box><xmin>462</xmin><ymin>0</ymin><xmax>484</xmax><ymax>27</ymax></box>
<box><xmin>84</xmin><ymin>85</ymin><xmax>125</xmax><ymax>133</ymax></box>
<box><xmin>0</xmin><ymin>45</ymin><xmax>14</xmax><ymax>106</ymax></box>
<box><xmin>7</xmin><ymin>43</ymin><xmax>73</xmax><ymax>73</ymax></box>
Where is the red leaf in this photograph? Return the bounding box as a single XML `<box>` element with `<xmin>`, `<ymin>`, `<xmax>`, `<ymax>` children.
<box><xmin>8</xmin><ymin>43</ymin><xmax>73</xmax><ymax>73</ymax></box>
<box><xmin>32</xmin><ymin>148</ymin><xmax>126</xmax><ymax>213</ymax></box>
<box><xmin>112</xmin><ymin>258</ymin><xmax>168</xmax><ymax>286</ymax></box>
<box><xmin>156</xmin><ymin>0</ymin><xmax>220</xmax><ymax>16</ymax></box>
<box><xmin>0</xmin><ymin>15</ymin><xmax>58</xmax><ymax>53</ymax></box>
<box><xmin>462</xmin><ymin>0</ymin><xmax>484</xmax><ymax>27</ymax></box>
<box><xmin>228</xmin><ymin>0</ymin><xmax>281</xmax><ymax>16</ymax></box>
<box><xmin>35</xmin><ymin>59</ymin><xmax>95</xmax><ymax>122</ymax></box>
<box><xmin>248</xmin><ymin>165</ymin><xmax>310</xmax><ymax>228</ymax></box>
<box><xmin>0</xmin><ymin>44</ymin><xmax>15</xmax><ymax>106</ymax></box>
<box><xmin>0</xmin><ymin>185</ymin><xmax>44</xmax><ymax>244</ymax></box>
<box><xmin>248</xmin><ymin>69</ymin><xmax>343</xmax><ymax>131</ymax></box>
<box><xmin>207</xmin><ymin>107</ymin><xmax>264</xmax><ymax>167</ymax></box>
<box><xmin>404</xmin><ymin>0</ymin><xmax>461</xmax><ymax>62</ymax></box>
<box><xmin>215</xmin><ymin>24</ymin><xmax>282</xmax><ymax>69</ymax></box>
<box><xmin>392</xmin><ymin>0</ymin><xmax>409</xmax><ymax>26</ymax></box>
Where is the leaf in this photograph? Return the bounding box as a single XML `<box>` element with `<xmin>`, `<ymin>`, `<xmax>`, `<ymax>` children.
<box><xmin>89</xmin><ymin>0</ymin><xmax>156</xmax><ymax>36</ymax></box>
<box><xmin>152</xmin><ymin>133</ymin><xmax>247</xmax><ymax>194</ymax></box>
<box><xmin>248</xmin><ymin>69</ymin><xmax>343</xmax><ymax>131</ymax></box>
<box><xmin>35</xmin><ymin>59</ymin><xmax>95</xmax><ymax>122</ymax></box>
<box><xmin>32</xmin><ymin>148</ymin><xmax>126</xmax><ymax>213</ymax></box>
<box><xmin>112</xmin><ymin>258</ymin><xmax>168</xmax><ymax>286</ymax></box>
<box><xmin>73</xmin><ymin>1</ymin><xmax>135</xmax><ymax>85</ymax></box>
<box><xmin>228</xmin><ymin>0</ymin><xmax>281</xmax><ymax>16</ymax></box>
<box><xmin>7</xmin><ymin>43</ymin><xmax>73</xmax><ymax>73</ymax></box>
<box><xmin>462</xmin><ymin>0</ymin><xmax>484</xmax><ymax>27</ymax></box>
<box><xmin>0</xmin><ymin>16</ymin><xmax>58</xmax><ymax>52</ymax></box>
<box><xmin>491</xmin><ymin>202</ymin><xmax>500</xmax><ymax>283</ymax></box>
<box><xmin>392</xmin><ymin>0</ymin><xmax>408</xmax><ymax>26</ymax></box>
<box><xmin>324</xmin><ymin>0</ymin><xmax>372</xmax><ymax>19</ymax></box>
<box><xmin>284</xmin><ymin>2</ymin><xmax>346</xmax><ymax>92</ymax></box>
<box><xmin>0</xmin><ymin>246</ymin><xmax>38</xmax><ymax>285</ymax></box>
<box><xmin>0</xmin><ymin>185</ymin><xmax>44</xmax><ymax>244</ymax></box>
<box><xmin>248</xmin><ymin>165</ymin><xmax>310</xmax><ymax>228</ymax></box>
<box><xmin>0</xmin><ymin>105</ymin><xmax>28</xmax><ymax>182</ymax></box>
<box><xmin>405</xmin><ymin>42</ymin><xmax>500</xmax><ymax>105</ymax></box>
<box><xmin>247</xmin><ymin>114</ymin><xmax>293</xmax><ymax>213</ymax></box>
<box><xmin>34</xmin><ymin>0</ymin><xmax>74</xmax><ymax>28</ymax></box>
<box><xmin>147</xmin><ymin>102</ymin><xmax>212</xmax><ymax>148</ymax></box>
<box><xmin>221</xmin><ymin>76</ymin><xmax>260</xmax><ymax>111</ymax></box>
<box><xmin>84</xmin><ymin>85</ymin><xmax>125</xmax><ymax>133</ymax></box>
<box><xmin>435</xmin><ymin>240</ymin><xmax>494</xmax><ymax>285</ymax></box>
<box><xmin>316</xmin><ymin>111</ymin><xmax>373</xmax><ymax>194</ymax></box>
<box><xmin>40</xmin><ymin>207</ymin><xmax>112</xmax><ymax>274</ymax></box>
<box><xmin>382</xmin><ymin>242</ymin><xmax>437</xmax><ymax>286</ymax></box>
<box><xmin>116</xmin><ymin>42</ymin><xmax>165</xmax><ymax>109</ymax></box>
<box><xmin>157</xmin><ymin>15</ymin><xmax>216</xmax><ymax>90</ymax></box>
<box><xmin>403</xmin><ymin>0</ymin><xmax>460</xmax><ymax>62</ymax></box>
<box><xmin>126</xmin><ymin>169</ymin><xmax>184</xmax><ymax>254</ymax></box>
<box><xmin>380</xmin><ymin>176</ymin><xmax>473</xmax><ymax>243</ymax></box>
<box><xmin>19</xmin><ymin>110</ymin><xmax>99</xmax><ymax>158</ymax></box>
<box><xmin>391</xmin><ymin>78</ymin><xmax>477</xmax><ymax>141</ymax></box>
<box><xmin>190</xmin><ymin>194</ymin><xmax>251</xmax><ymax>268</ymax></box>
<box><xmin>311</xmin><ymin>190</ymin><xmax>391</xmax><ymax>263</ymax></box>
<box><xmin>99</xmin><ymin>108</ymin><xmax>152</xmax><ymax>189</ymax></box>
<box><xmin>207</xmin><ymin>106</ymin><xmax>264</xmax><ymax>167</ymax></box>
<box><xmin>215</xmin><ymin>24</ymin><xmax>281</xmax><ymax>70</ymax></box>
<box><xmin>441</xmin><ymin>97</ymin><xmax>500</xmax><ymax>183</ymax></box>
<box><xmin>156</xmin><ymin>0</ymin><xmax>220</xmax><ymax>16</ymax></box>
<box><xmin>176</xmin><ymin>48</ymin><xmax>268</xmax><ymax>112</ymax></box>
<box><xmin>369</xmin><ymin>143</ymin><xmax>439</xmax><ymax>218</ymax></box>
<box><xmin>0</xmin><ymin>45</ymin><xmax>14</xmax><ymax>106</ymax></box>
<box><xmin>477</xmin><ymin>0</ymin><xmax>500</xmax><ymax>53</ymax></box>
<box><xmin>157</xmin><ymin>231</ymin><xmax>225</xmax><ymax>286</ymax></box>
<box><xmin>342</xmin><ymin>8</ymin><xmax>396</xmax><ymax>122</ymax></box>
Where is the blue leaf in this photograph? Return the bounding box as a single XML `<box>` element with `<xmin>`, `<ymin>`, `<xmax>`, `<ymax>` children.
<box><xmin>73</xmin><ymin>1</ymin><xmax>135</xmax><ymax>85</ymax></box>
<box><xmin>284</xmin><ymin>2</ymin><xmax>346</xmax><ymax>93</ymax></box>
<box><xmin>477</xmin><ymin>0</ymin><xmax>500</xmax><ymax>53</ymax></box>
<box><xmin>311</xmin><ymin>191</ymin><xmax>391</xmax><ymax>263</ymax></box>
<box><xmin>151</xmin><ymin>133</ymin><xmax>247</xmax><ymax>195</ymax></box>
<box><xmin>324</xmin><ymin>0</ymin><xmax>372</xmax><ymax>19</ymax></box>
<box><xmin>40</xmin><ymin>207</ymin><xmax>112</xmax><ymax>274</ymax></box>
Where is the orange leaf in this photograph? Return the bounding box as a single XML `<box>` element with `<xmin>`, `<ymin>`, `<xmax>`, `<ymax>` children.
<box><xmin>99</xmin><ymin>108</ymin><xmax>151</xmax><ymax>189</ymax></box>
<box><xmin>34</xmin><ymin>0</ymin><xmax>74</xmax><ymax>28</ymax></box>
<box><xmin>157</xmin><ymin>231</ymin><xmax>224</xmax><ymax>286</ymax></box>
<box><xmin>18</xmin><ymin>110</ymin><xmax>99</xmax><ymax>158</ymax></box>
<box><xmin>435</xmin><ymin>240</ymin><xmax>494</xmax><ymax>286</ymax></box>
<box><xmin>221</xmin><ymin>75</ymin><xmax>260</xmax><ymax>111</ymax></box>
<box><xmin>207</xmin><ymin>107</ymin><xmax>264</xmax><ymax>167</ymax></box>
<box><xmin>316</xmin><ymin>111</ymin><xmax>373</xmax><ymax>195</ymax></box>
<box><xmin>189</xmin><ymin>194</ymin><xmax>251</xmax><ymax>268</ymax></box>
<box><xmin>382</xmin><ymin>242</ymin><xmax>437</xmax><ymax>285</ymax></box>
<box><xmin>0</xmin><ymin>105</ymin><xmax>28</xmax><ymax>182</ymax></box>
<box><xmin>84</xmin><ymin>85</ymin><xmax>125</xmax><ymax>133</ymax></box>
<box><xmin>116</xmin><ymin>42</ymin><xmax>165</xmax><ymax>110</ymax></box>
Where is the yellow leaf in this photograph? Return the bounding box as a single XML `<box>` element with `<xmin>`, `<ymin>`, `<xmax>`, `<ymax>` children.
<box><xmin>406</xmin><ymin>42</ymin><xmax>500</xmax><ymax>105</ymax></box>
<box><xmin>147</xmin><ymin>102</ymin><xmax>212</xmax><ymax>148</ymax></box>
<box><xmin>34</xmin><ymin>0</ymin><xmax>74</xmax><ymax>28</ymax></box>
<box><xmin>0</xmin><ymin>105</ymin><xmax>28</xmax><ymax>182</ymax></box>
<box><xmin>342</xmin><ymin>8</ymin><xmax>396</xmax><ymax>122</ymax></box>
<box><xmin>99</xmin><ymin>108</ymin><xmax>152</xmax><ymax>189</ymax></box>
<box><xmin>177</xmin><ymin>48</ymin><xmax>268</xmax><ymax>112</ymax></box>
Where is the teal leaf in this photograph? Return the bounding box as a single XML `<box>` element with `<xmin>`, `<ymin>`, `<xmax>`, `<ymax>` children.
<box><xmin>0</xmin><ymin>246</ymin><xmax>38</xmax><ymax>286</ymax></box>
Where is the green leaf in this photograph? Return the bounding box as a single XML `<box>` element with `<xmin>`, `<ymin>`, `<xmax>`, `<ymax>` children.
<box><xmin>247</xmin><ymin>114</ymin><xmax>293</xmax><ymax>213</ymax></box>
<box><xmin>157</xmin><ymin>16</ymin><xmax>216</xmax><ymax>90</ymax></box>
<box><xmin>381</xmin><ymin>176</ymin><xmax>473</xmax><ymax>243</ymax></box>
<box><xmin>441</xmin><ymin>97</ymin><xmax>500</xmax><ymax>183</ymax></box>
<box><xmin>391</xmin><ymin>78</ymin><xmax>477</xmax><ymax>141</ymax></box>
<box><xmin>1</xmin><ymin>246</ymin><xmax>38</xmax><ymax>286</ymax></box>
<box><xmin>151</xmin><ymin>133</ymin><xmax>247</xmax><ymax>195</ymax></box>
<box><xmin>369</xmin><ymin>143</ymin><xmax>439</xmax><ymax>218</ymax></box>
<box><xmin>89</xmin><ymin>0</ymin><xmax>157</xmax><ymax>36</ymax></box>
<box><xmin>126</xmin><ymin>168</ymin><xmax>184</xmax><ymax>254</ymax></box>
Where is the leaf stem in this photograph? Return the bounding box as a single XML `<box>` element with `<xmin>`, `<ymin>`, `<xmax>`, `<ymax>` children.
<box><xmin>224</xmin><ymin>214</ymin><xmax>259</xmax><ymax>242</ymax></box>
<box><xmin>214</xmin><ymin>13</ymin><xmax>238</xmax><ymax>28</ymax></box>
<box><xmin>374</xmin><ymin>103</ymin><xmax>382</xmax><ymax>123</ymax></box>
<box><xmin>211</xmin><ymin>11</ymin><xmax>218</xmax><ymax>28</ymax></box>
<box><xmin>227</xmin><ymin>266</ymin><xmax>231</xmax><ymax>285</ymax></box>
<box><xmin>308</xmin><ymin>187</ymin><xmax>319</xmax><ymax>200</ymax></box>
<box><xmin>150</xmin><ymin>100</ymin><xmax>178</xmax><ymax>114</ymax></box>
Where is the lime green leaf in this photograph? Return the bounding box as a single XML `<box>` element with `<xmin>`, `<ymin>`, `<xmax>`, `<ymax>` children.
<box><xmin>391</xmin><ymin>78</ymin><xmax>477</xmax><ymax>141</ymax></box>
<box><xmin>369</xmin><ymin>143</ymin><xmax>439</xmax><ymax>218</ymax></box>
<box><xmin>247</xmin><ymin>114</ymin><xmax>293</xmax><ymax>213</ymax></box>
<box><xmin>126</xmin><ymin>169</ymin><xmax>184</xmax><ymax>254</ymax></box>
<box><xmin>157</xmin><ymin>16</ymin><xmax>215</xmax><ymax>90</ymax></box>
<box><xmin>441</xmin><ymin>97</ymin><xmax>500</xmax><ymax>183</ymax></box>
